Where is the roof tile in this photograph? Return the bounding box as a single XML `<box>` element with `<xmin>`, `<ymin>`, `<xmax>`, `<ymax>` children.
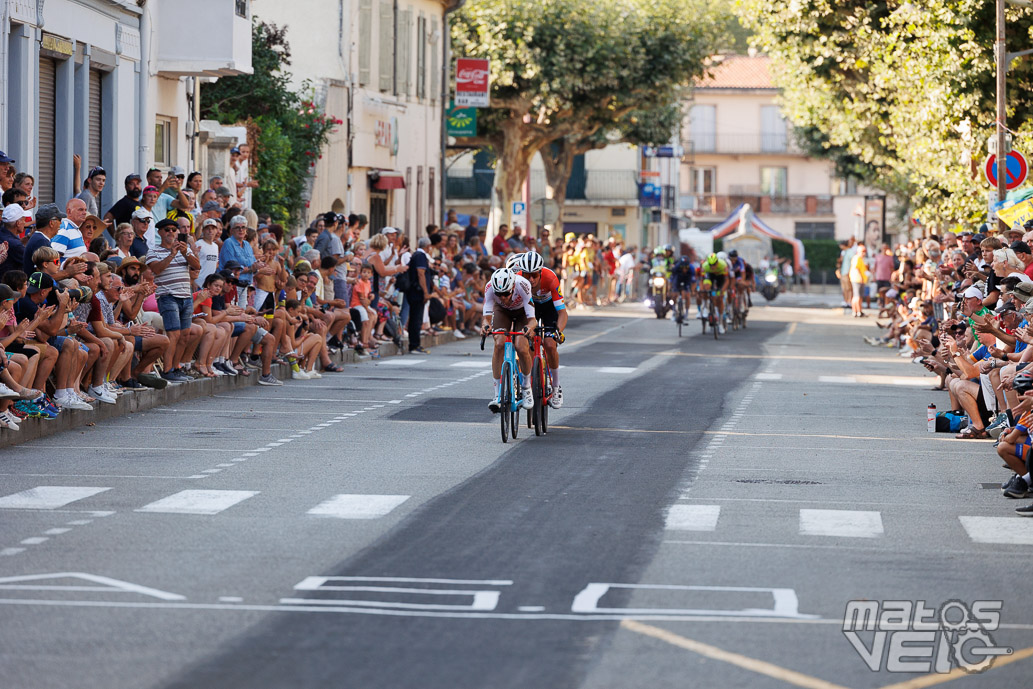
<box><xmin>696</xmin><ymin>55</ymin><xmax>774</xmax><ymax>90</ymax></box>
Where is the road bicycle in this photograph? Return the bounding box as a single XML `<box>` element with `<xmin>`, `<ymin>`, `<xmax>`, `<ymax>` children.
<box><xmin>701</xmin><ymin>287</ymin><xmax>722</xmax><ymax>340</ymax></box>
<box><xmin>674</xmin><ymin>293</ymin><xmax>687</xmax><ymax>338</ymax></box>
<box><xmin>481</xmin><ymin>329</ymin><xmax>526</xmax><ymax>443</ymax></box>
<box><xmin>525</xmin><ymin>325</ymin><xmax>562</xmax><ymax>436</ymax></box>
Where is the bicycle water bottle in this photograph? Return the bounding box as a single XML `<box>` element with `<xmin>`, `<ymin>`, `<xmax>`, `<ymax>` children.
<box><xmin>927</xmin><ymin>404</ymin><xmax>936</xmax><ymax>433</ymax></box>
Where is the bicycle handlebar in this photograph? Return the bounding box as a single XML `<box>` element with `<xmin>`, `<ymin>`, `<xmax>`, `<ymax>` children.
<box><xmin>480</xmin><ymin>329</ymin><xmax>529</xmax><ymax>350</ymax></box>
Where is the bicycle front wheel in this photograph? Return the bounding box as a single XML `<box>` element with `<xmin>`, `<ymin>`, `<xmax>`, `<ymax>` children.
<box><xmin>500</xmin><ymin>365</ymin><xmax>510</xmax><ymax>443</ymax></box>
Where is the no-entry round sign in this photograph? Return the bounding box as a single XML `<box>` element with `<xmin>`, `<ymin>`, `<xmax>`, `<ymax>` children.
<box><xmin>985</xmin><ymin>151</ymin><xmax>1029</xmax><ymax>190</ymax></box>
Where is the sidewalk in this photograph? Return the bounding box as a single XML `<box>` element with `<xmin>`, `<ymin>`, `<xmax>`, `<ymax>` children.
<box><xmin>0</xmin><ymin>331</ymin><xmax>458</xmax><ymax>449</ymax></box>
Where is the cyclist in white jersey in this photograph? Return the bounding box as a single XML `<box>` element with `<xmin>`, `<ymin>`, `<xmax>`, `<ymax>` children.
<box><xmin>482</xmin><ymin>268</ymin><xmax>537</xmax><ymax>412</ymax></box>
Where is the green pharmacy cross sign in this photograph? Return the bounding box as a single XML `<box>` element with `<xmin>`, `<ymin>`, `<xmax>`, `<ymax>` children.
<box><xmin>447</xmin><ymin>103</ymin><xmax>477</xmax><ymax>137</ymax></box>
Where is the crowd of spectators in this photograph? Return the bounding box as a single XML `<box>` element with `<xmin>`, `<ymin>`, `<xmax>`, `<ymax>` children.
<box><xmin>857</xmin><ymin>220</ymin><xmax>1033</xmax><ymax>516</ymax></box>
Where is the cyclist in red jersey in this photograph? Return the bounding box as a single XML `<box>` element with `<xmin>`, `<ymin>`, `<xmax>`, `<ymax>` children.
<box><xmin>516</xmin><ymin>251</ymin><xmax>568</xmax><ymax>408</ymax></box>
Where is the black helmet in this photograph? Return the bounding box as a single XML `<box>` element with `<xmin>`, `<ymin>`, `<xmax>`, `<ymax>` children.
<box><xmin>1015</xmin><ymin>370</ymin><xmax>1033</xmax><ymax>395</ymax></box>
<box><xmin>729</xmin><ymin>250</ymin><xmax>738</xmax><ymax>258</ymax></box>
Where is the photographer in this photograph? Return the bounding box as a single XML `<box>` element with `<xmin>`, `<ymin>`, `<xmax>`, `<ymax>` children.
<box><xmin>146</xmin><ymin>218</ymin><xmax>201</xmax><ymax>384</ymax></box>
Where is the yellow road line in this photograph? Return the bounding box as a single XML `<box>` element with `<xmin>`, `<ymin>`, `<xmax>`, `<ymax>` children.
<box><xmin>874</xmin><ymin>644</ymin><xmax>1033</xmax><ymax>689</ymax></box>
<box><xmin>621</xmin><ymin>619</ymin><xmax>852</xmax><ymax>689</ymax></box>
<box><xmin>788</xmin><ymin>322</ymin><xmax>798</xmax><ymax>335</ymax></box>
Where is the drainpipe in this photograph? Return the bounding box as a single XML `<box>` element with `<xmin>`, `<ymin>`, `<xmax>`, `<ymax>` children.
<box><xmin>138</xmin><ymin>1</ymin><xmax>152</xmax><ymax>172</ymax></box>
<box><xmin>0</xmin><ymin>1</ymin><xmax>8</xmax><ymax>147</ymax></box>
<box><xmin>439</xmin><ymin>0</ymin><xmax>466</xmax><ymax>225</ymax></box>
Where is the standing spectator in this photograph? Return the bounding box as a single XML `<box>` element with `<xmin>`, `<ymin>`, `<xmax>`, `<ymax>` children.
<box><xmin>849</xmin><ymin>243</ymin><xmax>869</xmax><ymax>317</ymax></box>
<box><xmin>146</xmin><ymin>219</ymin><xmax>201</xmax><ymax>383</ymax></box>
<box><xmin>145</xmin><ymin>168</ymin><xmax>163</xmax><ymax>189</ymax></box>
<box><xmin>492</xmin><ymin>224</ymin><xmax>510</xmax><ymax>256</ymax></box>
<box><xmin>405</xmin><ymin>237</ymin><xmax>432</xmax><ymax>354</ymax></box>
<box><xmin>103</xmin><ymin>173</ymin><xmax>143</xmax><ymax>243</ymax></box>
<box><xmin>463</xmin><ymin>213</ymin><xmax>479</xmax><ymax>244</ymax></box>
<box><xmin>0</xmin><ymin>151</ymin><xmax>14</xmax><ymax>191</ymax></box>
<box><xmin>112</xmin><ymin>223</ymin><xmax>134</xmax><ymax>259</ymax></box>
<box><xmin>219</xmin><ymin>216</ymin><xmax>261</xmax><ymax>287</ymax></box>
<box><xmin>837</xmin><ymin>237</ymin><xmax>858</xmax><ymax>307</ymax></box>
<box><xmin>195</xmin><ymin>219</ymin><xmax>221</xmax><ymax>288</ymax></box>
<box><xmin>508</xmin><ymin>225</ymin><xmax>527</xmax><ymax>252</ymax></box>
<box><xmin>53</xmin><ymin>198</ymin><xmax>88</xmax><ymax>258</ymax></box>
<box><xmin>76</xmin><ymin>166</ymin><xmax>106</xmax><ymax>217</ymax></box>
<box><xmin>874</xmin><ymin>244</ymin><xmax>895</xmax><ymax>312</ymax></box>
<box><xmin>233</xmin><ymin>143</ymin><xmax>258</xmax><ymax>208</ymax></box>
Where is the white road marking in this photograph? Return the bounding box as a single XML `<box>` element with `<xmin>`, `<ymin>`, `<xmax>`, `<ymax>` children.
<box><xmin>571</xmin><ymin>583</ymin><xmax>814</xmax><ymax>619</ymax></box>
<box><xmin>20</xmin><ymin>537</ymin><xmax>48</xmax><ymax>545</ymax></box>
<box><xmin>43</xmin><ymin>528</ymin><xmax>71</xmax><ymax>536</ymax></box>
<box><xmin>376</xmin><ymin>358</ymin><xmax>426</xmax><ymax>366</ymax></box>
<box><xmin>518</xmin><ymin>605</ymin><xmax>546</xmax><ymax>612</ymax></box>
<box><xmin>0</xmin><ymin>572</ymin><xmax>184</xmax><ymax>600</ymax></box>
<box><xmin>201</xmin><ymin>469</ymin><xmax>222</xmax><ymax>474</ymax></box>
<box><xmin>959</xmin><ymin>516</ymin><xmax>1033</xmax><ymax>545</ymax></box>
<box><xmin>219</xmin><ymin>596</ymin><xmax>244</xmax><ymax>603</ymax></box>
<box><xmin>817</xmin><ymin>376</ymin><xmax>857</xmax><ymax>384</ymax></box>
<box><xmin>306</xmin><ymin>494</ymin><xmax>410</xmax><ymax>519</ymax></box>
<box><xmin>0</xmin><ymin>548</ymin><xmax>25</xmax><ymax>556</ymax></box>
<box><xmin>666</xmin><ymin>505</ymin><xmax>721</xmax><ymax>531</ymax></box>
<box><xmin>0</xmin><ymin>486</ymin><xmax>111</xmax><ymax>510</ymax></box>
<box><xmin>216</xmin><ymin>463</ymin><xmax>235</xmax><ymax>468</ymax></box>
<box><xmin>597</xmin><ymin>366</ymin><xmax>637</xmax><ymax>374</ymax></box>
<box><xmin>65</xmin><ymin>520</ymin><xmax>92</xmax><ymax>526</ymax></box>
<box><xmin>136</xmin><ymin>490</ymin><xmax>259</xmax><ymax>515</ymax></box>
<box><xmin>799</xmin><ymin>509</ymin><xmax>883</xmax><ymax>538</ymax></box>
<box><xmin>450</xmin><ymin>361</ymin><xmax>492</xmax><ymax>368</ymax></box>
<box><xmin>754</xmin><ymin>373</ymin><xmax>783</xmax><ymax>381</ymax></box>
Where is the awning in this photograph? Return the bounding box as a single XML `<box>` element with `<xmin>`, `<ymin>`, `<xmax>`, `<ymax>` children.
<box><xmin>370</xmin><ymin>171</ymin><xmax>406</xmax><ymax>191</ymax></box>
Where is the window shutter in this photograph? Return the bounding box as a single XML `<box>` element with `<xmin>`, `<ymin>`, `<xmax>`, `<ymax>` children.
<box><xmin>378</xmin><ymin>1</ymin><xmax>394</xmax><ymax>93</ymax></box>
<box><xmin>396</xmin><ymin>9</ymin><xmax>411</xmax><ymax>97</ymax></box>
<box><xmin>38</xmin><ymin>56</ymin><xmax>57</xmax><ymax>205</ymax></box>
<box><xmin>416</xmin><ymin>14</ymin><xmax>426</xmax><ymax>100</ymax></box>
<box><xmin>358</xmin><ymin>0</ymin><xmax>373</xmax><ymax>86</ymax></box>
<box><xmin>88</xmin><ymin>69</ymin><xmax>102</xmax><ymax>169</ymax></box>
<box><xmin>430</xmin><ymin>19</ymin><xmax>439</xmax><ymax>103</ymax></box>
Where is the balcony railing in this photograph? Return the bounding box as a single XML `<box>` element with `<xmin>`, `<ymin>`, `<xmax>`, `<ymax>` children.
<box><xmin>686</xmin><ymin>132</ymin><xmax>803</xmax><ymax>156</ymax></box>
<box><xmin>683</xmin><ymin>194</ymin><xmax>834</xmax><ymax>216</ymax></box>
<box><xmin>447</xmin><ymin>169</ymin><xmax>639</xmax><ymax>202</ymax></box>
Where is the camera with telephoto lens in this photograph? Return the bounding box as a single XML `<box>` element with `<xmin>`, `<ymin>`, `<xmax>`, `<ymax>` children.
<box><xmin>66</xmin><ymin>286</ymin><xmax>92</xmax><ymax>303</ymax></box>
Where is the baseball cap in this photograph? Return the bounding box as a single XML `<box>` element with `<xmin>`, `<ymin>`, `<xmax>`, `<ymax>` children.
<box><xmin>230</xmin><ymin>147</ymin><xmax>241</xmax><ymax>154</ymax></box>
<box><xmin>963</xmin><ymin>285</ymin><xmax>983</xmax><ymax>300</ymax></box>
<box><xmin>1011</xmin><ymin>240</ymin><xmax>1032</xmax><ymax>255</ymax></box>
<box><xmin>170</xmin><ymin>166</ymin><xmax>186</xmax><ymax>177</ymax></box>
<box><xmin>26</xmin><ymin>272</ymin><xmax>55</xmax><ymax>294</ymax></box>
<box><xmin>202</xmin><ymin>200</ymin><xmax>222</xmax><ymax>213</ymax></box>
<box><xmin>87</xmin><ymin>166</ymin><xmax>106</xmax><ymax>179</ymax></box>
<box><xmin>35</xmin><ymin>203</ymin><xmax>65</xmax><ymax>227</ymax></box>
<box><xmin>131</xmin><ymin>208</ymin><xmax>152</xmax><ymax>221</ymax></box>
<box><xmin>381</xmin><ymin>226</ymin><xmax>399</xmax><ymax>235</ymax></box>
<box><xmin>124</xmin><ymin>173</ymin><xmax>142</xmax><ymax>184</ymax></box>
<box><xmin>201</xmin><ymin>218</ymin><xmax>219</xmax><ymax>229</ymax></box>
<box><xmin>216</xmin><ymin>186</ymin><xmax>232</xmax><ymax>197</ymax></box>
<box><xmin>222</xmin><ymin>260</ymin><xmax>242</xmax><ymax>271</ymax></box>
<box><xmin>142</xmin><ymin>185</ymin><xmax>159</xmax><ymax>194</ymax></box>
<box><xmin>0</xmin><ymin>284</ymin><xmax>16</xmax><ymax>302</ymax></box>
<box><xmin>2</xmin><ymin>204</ymin><xmax>24</xmax><ymax>224</ymax></box>
<box><xmin>0</xmin><ymin>151</ymin><xmax>15</xmax><ymax>164</ymax></box>
<box><xmin>996</xmin><ymin>301</ymin><xmax>1019</xmax><ymax>314</ymax></box>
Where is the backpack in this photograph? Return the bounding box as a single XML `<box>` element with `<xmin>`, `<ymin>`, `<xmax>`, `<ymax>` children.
<box><xmin>935</xmin><ymin>411</ymin><xmax>968</xmax><ymax>433</ymax></box>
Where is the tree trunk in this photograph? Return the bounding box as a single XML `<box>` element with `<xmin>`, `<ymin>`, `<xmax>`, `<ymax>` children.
<box><xmin>489</xmin><ymin>118</ymin><xmax>535</xmax><ymax>246</ymax></box>
<box><xmin>541</xmin><ymin>140</ymin><xmax>576</xmax><ymax>237</ymax></box>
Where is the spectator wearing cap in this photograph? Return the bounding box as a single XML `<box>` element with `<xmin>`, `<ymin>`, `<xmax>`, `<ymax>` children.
<box><xmin>0</xmin><ymin>204</ymin><xmax>26</xmax><ymax>276</ymax></box>
<box><xmin>0</xmin><ymin>151</ymin><xmax>15</xmax><ymax>192</ymax></box>
<box><xmin>53</xmin><ymin>198</ymin><xmax>88</xmax><ymax>258</ymax></box>
<box><xmin>215</xmin><ymin>186</ymin><xmax>234</xmax><ymax>209</ymax></box>
<box><xmin>219</xmin><ymin>215</ymin><xmax>261</xmax><ymax>288</ymax></box>
<box><xmin>1005</xmin><ymin>225</ymin><xmax>1025</xmax><ymax>247</ymax></box>
<box><xmin>201</xmin><ymin>200</ymin><xmax>222</xmax><ymax>222</ymax></box>
<box><xmin>104</xmin><ymin>173</ymin><xmax>143</xmax><ymax>230</ymax></box>
<box><xmin>1010</xmin><ymin>240</ymin><xmax>1033</xmax><ymax>280</ymax></box>
<box><xmin>195</xmin><ymin>218</ymin><xmax>222</xmax><ymax>289</ymax></box>
<box><xmin>76</xmin><ymin>166</ymin><xmax>106</xmax><ymax>218</ymax></box>
<box><xmin>24</xmin><ymin>204</ymin><xmax>63</xmax><ymax>274</ymax></box>
<box><xmin>147</xmin><ymin>218</ymin><xmax>202</xmax><ymax>383</ymax></box>
<box><xmin>129</xmin><ymin>208</ymin><xmax>155</xmax><ymax>258</ymax></box>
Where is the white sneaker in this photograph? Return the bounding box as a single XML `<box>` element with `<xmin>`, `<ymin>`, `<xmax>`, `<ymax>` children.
<box><xmin>0</xmin><ymin>383</ymin><xmax>20</xmax><ymax>400</ymax></box>
<box><xmin>521</xmin><ymin>386</ymin><xmax>534</xmax><ymax>410</ymax></box>
<box><xmin>1</xmin><ymin>412</ymin><xmax>20</xmax><ymax>430</ymax></box>
<box><xmin>307</xmin><ymin>369</ymin><xmax>322</xmax><ymax>379</ymax></box>
<box><xmin>56</xmin><ymin>393</ymin><xmax>92</xmax><ymax>411</ymax></box>
<box><xmin>292</xmin><ymin>369</ymin><xmax>312</xmax><ymax>380</ymax></box>
<box><xmin>549</xmin><ymin>385</ymin><xmax>563</xmax><ymax>409</ymax></box>
<box><xmin>453</xmin><ymin>330</ymin><xmax>466</xmax><ymax>339</ymax></box>
<box><xmin>105</xmin><ymin>382</ymin><xmax>122</xmax><ymax>397</ymax></box>
<box><xmin>89</xmin><ymin>386</ymin><xmax>117</xmax><ymax>405</ymax></box>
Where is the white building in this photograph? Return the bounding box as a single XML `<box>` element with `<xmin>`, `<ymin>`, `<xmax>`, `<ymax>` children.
<box><xmin>257</xmin><ymin>0</ymin><xmax>460</xmax><ymax>239</ymax></box>
<box><xmin>1</xmin><ymin>0</ymin><xmax>251</xmax><ymax>209</ymax></box>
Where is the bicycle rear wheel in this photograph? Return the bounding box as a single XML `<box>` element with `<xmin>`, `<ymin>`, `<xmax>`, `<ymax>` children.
<box><xmin>532</xmin><ymin>358</ymin><xmax>544</xmax><ymax>436</ymax></box>
<box><xmin>500</xmin><ymin>365</ymin><xmax>510</xmax><ymax>443</ymax></box>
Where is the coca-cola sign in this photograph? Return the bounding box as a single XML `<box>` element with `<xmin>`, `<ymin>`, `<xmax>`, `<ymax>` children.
<box><xmin>455</xmin><ymin>58</ymin><xmax>490</xmax><ymax>107</ymax></box>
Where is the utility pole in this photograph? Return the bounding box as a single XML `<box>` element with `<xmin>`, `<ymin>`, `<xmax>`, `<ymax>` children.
<box><xmin>997</xmin><ymin>0</ymin><xmax>1009</xmax><ymax>232</ymax></box>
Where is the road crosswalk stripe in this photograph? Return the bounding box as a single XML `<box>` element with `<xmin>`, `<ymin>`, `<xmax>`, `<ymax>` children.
<box><xmin>597</xmin><ymin>366</ymin><xmax>637</xmax><ymax>374</ymax></box>
<box><xmin>0</xmin><ymin>486</ymin><xmax>111</xmax><ymax>509</ymax></box>
<box><xmin>375</xmin><ymin>359</ymin><xmax>426</xmax><ymax>366</ymax></box>
<box><xmin>959</xmin><ymin>516</ymin><xmax>1033</xmax><ymax>545</ymax></box>
<box><xmin>665</xmin><ymin>505</ymin><xmax>720</xmax><ymax>531</ymax></box>
<box><xmin>306</xmin><ymin>494</ymin><xmax>410</xmax><ymax>519</ymax></box>
<box><xmin>799</xmin><ymin>509</ymin><xmax>883</xmax><ymax>538</ymax></box>
<box><xmin>136</xmin><ymin>490</ymin><xmax>259</xmax><ymax>515</ymax></box>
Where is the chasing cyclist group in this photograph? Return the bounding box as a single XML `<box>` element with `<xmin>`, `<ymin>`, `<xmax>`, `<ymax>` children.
<box><xmin>662</xmin><ymin>247</ymin><xmax>754</xmax><ymax>330</ymax></box>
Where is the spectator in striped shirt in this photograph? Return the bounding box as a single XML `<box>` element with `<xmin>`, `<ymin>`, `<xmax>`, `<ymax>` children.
<box><xmin>53</xmin><ymin>198</ymin><xmax>88</xmax><ymax>258</ymax></box>
<box><xmin>146</xmin><ymin>218</ymin><xmax>201</xmax><ymax>384</ymax></box>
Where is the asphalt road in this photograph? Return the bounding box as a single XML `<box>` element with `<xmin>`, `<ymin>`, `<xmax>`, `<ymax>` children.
<box><xmin>1</xmin><ymin>298</ymin><xmax>1031</xmax><ymax>689</ymax></box>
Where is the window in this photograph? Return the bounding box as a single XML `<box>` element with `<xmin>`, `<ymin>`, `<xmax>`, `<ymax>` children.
<box><xmin>154</xmin><ymin>117</ymin><xmax>173</xmax><ymax>166</ymax></box>
<box><xmin>416</xmin><ymin>14</ymin><xmax>427</xmax><ymax>100</ymax></box>
<box><xmin>235</xmin><ymin>0</ymin><xmax>248</xmax><ymax>18</ymax></box>
<box><xmin>378</xmin><ymin>1</ymin><xmax>394</xmax><ymax>92</ymax></box>
<box><xmin>689</xmin><ymin>105</ymin><xmax>716</xmax><ymax>153</ymax></box>
<box><xmin>430</xmin><ymin>19</ymin><xmax>440</xmax><ymax>103</ymax></box>
<box><xmin>688</xmin><ymin>167</ymin><xmax>715</xmax><ymax>194</ymax></box>
<box><xmin>760</xmin><ymin>166</ymin><xmax>787</xmax><ymax>198</ymax></box>
<box><xmin>760</xmin><ymin>105</ymin><xmax>787</xmax><ymax>152</ymax></box>
<box><xmin>358</xmin><ymin>0</ymin><xmax>373</xmax><ymax>86</ymax></box>
<box><xmin>794</xmin><ymin>222</ymin><xmax>835</xmax><ymax>240</ymax></box>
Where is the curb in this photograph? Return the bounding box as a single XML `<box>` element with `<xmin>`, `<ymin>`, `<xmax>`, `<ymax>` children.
<box><xmin>0</xmin><ymin>330</ymin><xmax>458</xmax><ymax>449</ymax></box>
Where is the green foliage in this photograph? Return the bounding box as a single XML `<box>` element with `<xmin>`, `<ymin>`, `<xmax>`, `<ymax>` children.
<box><xmin>200</xmin><ymin>19</ymin><xmax>339</xmax><ymax>225</ymax></box>
<box><xmin>737</xmin><ymin>0</ymin><xmax>1033</xmax><ymax>229</ymax></box>
<box><xmin>799</xmin><ymin>239</ymin><xmax>841</xmax><ymax>272</ymax></box>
